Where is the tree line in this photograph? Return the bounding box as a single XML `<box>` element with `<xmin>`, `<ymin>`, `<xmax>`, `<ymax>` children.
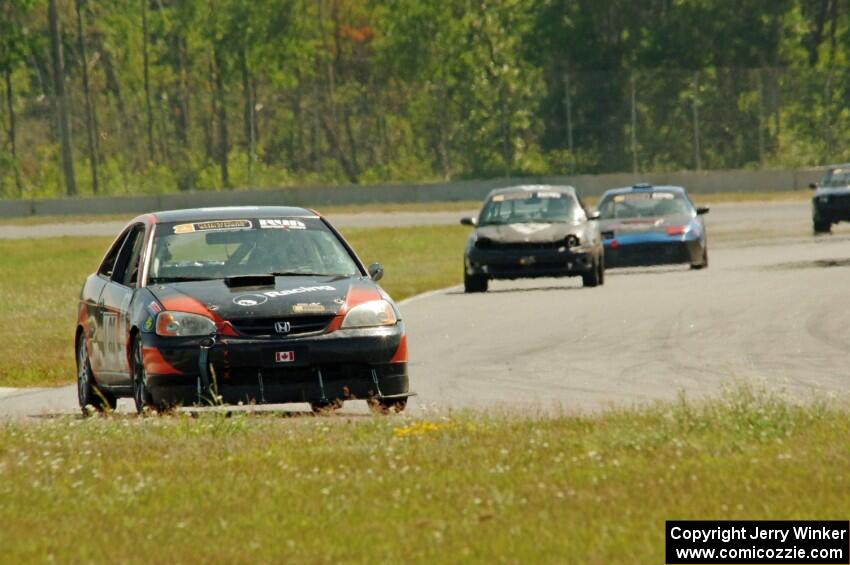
<box><xmin>1</xmin><ymin>0</ymin><xmax>849</xmax><ymax>198</ymax></box>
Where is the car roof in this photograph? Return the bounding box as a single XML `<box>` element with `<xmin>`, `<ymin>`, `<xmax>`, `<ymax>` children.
<box><xmin>486</xmin><ymin>184</ymin><xmax>578</xmax><ymax>199</ymax></box>
<box><xmin>825</xmin><ymin>164</ymin><xmax>850</xmax><ymax>172</ymax></box>
<box><xmin>601</xmin><ymin>184</ymin><xmax>688</xmax><ymax>198</ymax></box>
<box><xmin>149</xmin><ymin>206</ymin><xmax>319</xmax><ymax>224</ymax></box>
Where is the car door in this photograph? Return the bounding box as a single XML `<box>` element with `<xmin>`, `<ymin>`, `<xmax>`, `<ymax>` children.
<box><xmin>88</xmin><ymin>227</ymin><xmax>134</xmax><ymax>376</ymax></box>
<box><xmin>97</xmin><ymin>223</ymin><xmax>146</xmax><ymax>383</ymax></box>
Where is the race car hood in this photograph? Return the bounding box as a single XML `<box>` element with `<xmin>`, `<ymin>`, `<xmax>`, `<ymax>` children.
<box><xmin>598</xmin><ymin>214</ymin><xmax>693</xmax><ymax>235</ymax></box>
<box><xmin>475</xmin><ymin>222</ymin><xmax>585</xmax><ymax>243</ymax></box>
<box><xmin>147</xmin><ymin>275</ymin><xmax>380</xmax><ymax>321</ymax></box>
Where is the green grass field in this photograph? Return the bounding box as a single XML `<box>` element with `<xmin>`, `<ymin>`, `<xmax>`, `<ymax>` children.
<box><xmin>0</xmin><ymin>237</ymin><xmax>112</xmax><ymax>387</ymax></box>
<box><xmin>0</xmin><ymin>386</ymin><xmax>846</xmax><ymax>563</ymax></box>
<box><xmin>0</xmin><ymin>226</ymin><xmax>469</xmax><ymax>388</ymax></box>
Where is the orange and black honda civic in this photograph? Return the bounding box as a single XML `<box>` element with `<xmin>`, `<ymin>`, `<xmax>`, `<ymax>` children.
<box><xmin>75</xmin><ymin>206</ymin><xmax>411</xmax><ymax>414</ymax></box>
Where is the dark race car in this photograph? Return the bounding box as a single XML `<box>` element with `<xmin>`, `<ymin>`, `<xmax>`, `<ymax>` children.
<box><xmin>596</xmin><ymin>184</ymin><xmax>709</xmax><ymax>269</ymax></box>
<box><xmin>810</xmin><ymin>164</ymin><xmax>850</xmax><ymax>234</ymax></box>
<box><xmin>460</xmin><ymin>185</ymin><xmax>604</xmax><ymax>292</ymax></box>
<box><xmin>75</xmin><ymin>206</ymin><xmax>411</xmax><ymax>415</ymax></box>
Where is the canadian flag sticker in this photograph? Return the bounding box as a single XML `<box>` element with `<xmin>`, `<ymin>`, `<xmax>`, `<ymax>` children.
<box><xmin>275</xmin><ymin>351</ymin><xmax>295</xmax><ymax>363</ymax></box>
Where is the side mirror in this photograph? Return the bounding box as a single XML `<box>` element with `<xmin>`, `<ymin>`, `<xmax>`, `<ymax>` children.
<box><xmin>588</xmin><ymin>210</ymin><xmax>600</xmax><ymax>220</ymax></box>
<box><xmin>696</xmin><ymin>206</ymin><xmax>710</xmax><ymax>215</ymax></box>
<box><xmin>809</xmin><ymin>182</ymin><xmax>818</xmax><ymax>190</ymax></box>
<box><xmin>460</xmin><ymin>216</ymin><xmax>477</xmax><ymax>226</ymax></box>
<box><xmin>367</xmin><ymin>262</ymin><xmax>384</xmax><ymax>282</ymax></box>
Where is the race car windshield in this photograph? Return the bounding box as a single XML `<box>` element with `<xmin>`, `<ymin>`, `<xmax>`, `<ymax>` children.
<box><xmin>148</xmin><ymin>218</ymin><xmax>361</xmax><ymax>283</ymax></box>
<box><xmin>597</xmin><ymin>192</ymin><xmax>694</xmax><ymax>220</ymax></box>
<box><xmin>478</xmin><ymin>193</ymin><xmax>580</xmax><ymax>225</ymax></box>
<box><xmin>824</xmin><ymin>169</ymin><xmax>850</xmax><ymax>187</ymax></box>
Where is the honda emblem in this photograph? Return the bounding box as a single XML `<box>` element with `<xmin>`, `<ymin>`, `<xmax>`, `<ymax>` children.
<box><xmin>274</xmin><ymin>321</ymin><xmax>291</xmax><ymax>334</ymax></box>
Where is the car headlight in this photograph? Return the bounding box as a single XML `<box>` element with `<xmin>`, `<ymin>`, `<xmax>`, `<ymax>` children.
<box><xmin>155</xmin><ymin>311</ymin><xmax>217</xmax><ymax>337</ymax></box>
<box><xmin>341</xmin><ymin>300</ymin><xmax>397</xmax><ymax>329</ymax></box>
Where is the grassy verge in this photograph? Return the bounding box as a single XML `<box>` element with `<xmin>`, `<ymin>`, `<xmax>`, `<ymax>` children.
<box><xmin>689</xmin><ymin>190</ymin><xmax>811</xmax><ymax>204</ymax></box>
<box><xmin>321</xmin><ymin>200</ymin><xmax>479</xmax><ymax>214</ymax></box>
<box><xmin>345</xmin><ymin>226</ymin><xmax>467</xmax><ymax>299</ymax></box>
<box><xmin>0</xmin><ymin>227</ymin><xmax>468</xmax><ymax>388</ymax></box>
<box><xmin>0</xmin><ymin>388</ymin><xmax>847</xmax><ymax>563</ymax></box>
<box><xmin>0</xmin><ymin>237</ymin><xmax>112</xmax><ymax>387</ymax></box>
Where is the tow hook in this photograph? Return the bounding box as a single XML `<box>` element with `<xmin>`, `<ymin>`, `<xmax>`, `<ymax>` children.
<box><xmin>316</xmin><ymin>368</ymin><xmax>329</xmax><ymax>404</ymax></box>
<box><xmin>198</xmin><ymin>336</ymin><xmax>216</xmax><ymax>404</ymax></box>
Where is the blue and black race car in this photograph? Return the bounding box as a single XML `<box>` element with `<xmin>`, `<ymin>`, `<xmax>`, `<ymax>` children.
<box><xmin>596</xmin><ymin>184</ymin><xmax>709</xmax><ymax>269</ymax></box>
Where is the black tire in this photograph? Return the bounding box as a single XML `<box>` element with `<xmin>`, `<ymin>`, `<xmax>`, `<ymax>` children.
<box><xmin>310</xmin><ymin>399</ymin><xmax>343</xmax><ymax>415</ymax></box>
<box><xmin>367</xmin><ymin>397</ymin><xmax>408</xmax><ymax>414</ymax></box>
<box><xmin>597</xmin><ymin>255</ymin><xmax>605</xmax><ymax>286</ymax></box>
<box><xmin>464</xmin><ymin>272</ymin><xmax>488</xmax><ymax>293</ymax></box>
<box><xmin>76</xmin><ymin>335</ymin><xmax>117</xmax><ymax>414</ymax></box>
<box><xmin>691</xmin><ymin>248</ymin><xmax>709</xmax><ymax>270</ymax></box>
<box><xmin>582</xmin><ymin>257</ymin><xmax>602</xmax><ymax>288</ymax></box>
<box><xmin>813</xmin><ymin>219</ymin><xmax>831</xmax><ymax>234</ymax></box>
<box><xmin>132</xmin><ymin>336</ymin><xmax>156</xmax><ymax>414</ymax></box>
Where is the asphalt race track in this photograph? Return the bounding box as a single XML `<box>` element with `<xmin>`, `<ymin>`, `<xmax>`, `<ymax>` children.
<box><xmin>407</xmin><ymin>237</ymin><xmax>850</xmax><ymax>412</ymax></box>
<box><xmin>2</xmin><ymin>199</ymin><xmax>850</xmax><ymax>418</ymax></box>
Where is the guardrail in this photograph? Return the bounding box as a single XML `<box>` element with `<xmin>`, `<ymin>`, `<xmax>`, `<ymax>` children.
<box><xmin>0</xmin><ymin>168</ymin><xmax>821</xmax><ymax>219</ymax></box>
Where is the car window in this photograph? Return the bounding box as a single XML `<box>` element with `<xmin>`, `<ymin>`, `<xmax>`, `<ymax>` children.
<box><xmin>112</xmin><ymin>224</ymin><xmax>146</xmax><ymax>287</ymax></box>
<box><xmin>478</xmin><ymin>192</ymin><xmax>579</xmax><ymax>225</ymax></box>
<box><xmin>824</xmin><ymin>169</ymin><xmax>850</xmax><ymax>187</ymax></box>
<box><xmin>148</xmin><ymin>218</ymin><xmax>361</xmax><ymax>282</ymax></box>
<box><xmin>598</xmin><ymin>192</ymin><xmax>693</xmax><ymax>219</ymax></box>
<box><xmin>98</xmin><ymin>227</ymin><xmax>133</xmax><ymax>278</ymax></box>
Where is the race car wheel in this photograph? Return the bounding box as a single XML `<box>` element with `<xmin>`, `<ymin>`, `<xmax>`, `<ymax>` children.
<box><xmin>691</xmin><ymin>249</ymin><xmax>709</xmax><ymax>270</ymax></box>
<box><xmin>813</xmin><ymin>219</ymin><xmax>831</xmax><ymax>234</ymax></box>
<box><xmin>464</xmin><ymin>273</ymin><xmax>488</xmax><ymax>293</ymax></box>
<box><xmin>310</xmin><ymin>399</ymin><xmax>343</xmax><ymax>415</ymax></box>
<box><xmin>132</xmin><ymin>337</ymin><xmax>156</xmax><ymax>414</ymax></box>
<box><xmin>582</xmin><ymin>258</ymin><xmax>602</xmax><ymax>287</ymax></box>
<box><xmin>367</xmin><ymin>397</ymin><xmax>407</xmax><ymax>415</ymax></box>
<box><xmin>77</xmin><ymin>336</ymin><xmax>117</xmax><ymax>414</ymax></box>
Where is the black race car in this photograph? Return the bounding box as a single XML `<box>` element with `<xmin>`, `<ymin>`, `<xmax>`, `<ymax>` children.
<box><xmin>811</xmin><ymin>164</ymin><xmax>850</xmax><ymax>233</ymax></box>
<box><xmin>75</xmin><ymin>206</ymin><xmax>411</xmax><ymax>414</ymax></box>
<box><xmin>461</xmin><ymin>185</ymin><xmax>604</xmax><ymax>292</ymax></box>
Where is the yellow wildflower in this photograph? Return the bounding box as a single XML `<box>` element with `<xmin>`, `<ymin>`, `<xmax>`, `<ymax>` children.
<box><xmin>393</xmin><ymin>421</ymin><xmax>453</xmax><ymax>438</ymax></box>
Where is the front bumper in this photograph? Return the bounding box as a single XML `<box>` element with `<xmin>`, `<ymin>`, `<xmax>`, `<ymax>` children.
<box><xmin>813</xmin><ymin>195</ymin><xmax>850</xmax><ymax>222</ymax></box>
<box><xmin>604</xmin><ymin>239</ymin><xmax>703</xmax><ymax>268</ymax></box>
<box><xmin>143</xmin><ymin>324</ymin><xmax>409</xmax><ymax>407</ymax></box>
<box><xmin>465</xmin><ymin>246</ymin><xmax>596</xmax><ymax>279</ymax></box>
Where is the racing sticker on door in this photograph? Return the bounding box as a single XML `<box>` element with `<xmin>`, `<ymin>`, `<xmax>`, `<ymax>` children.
<box><xmin>103</xmin><ymin>313</ymin><xmax>118</xmax><ymax>355</ymax></box>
